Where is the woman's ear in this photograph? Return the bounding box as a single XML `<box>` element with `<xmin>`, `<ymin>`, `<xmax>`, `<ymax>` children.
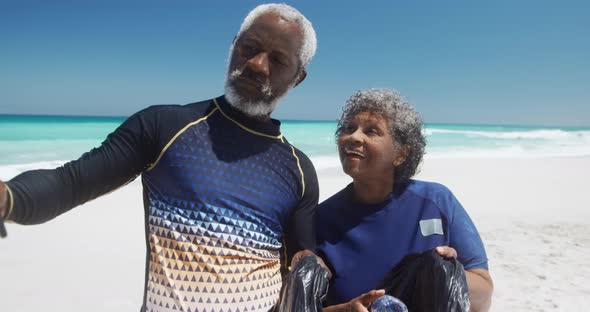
<box><xmin>394</xmin><ymin>145</ymin><xmax>409</xmax><ymax>167</ymax></box>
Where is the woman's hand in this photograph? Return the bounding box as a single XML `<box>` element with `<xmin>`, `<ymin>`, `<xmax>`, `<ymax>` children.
<box><xmin>347</xmin><ymin>289</ymin><xmax>386</xmax><ymax>311</ymax></box>
<box><xmin>323</xmin><ymin>289</ymin><xmax>386</xmax><ymax>312</ymax></box>
<box><xmin>435</xmin><ymin>246</ymin><xmax>458</xmax><ymax>259</ymax></box>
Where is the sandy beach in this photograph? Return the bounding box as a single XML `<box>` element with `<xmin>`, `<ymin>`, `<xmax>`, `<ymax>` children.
<box><xmin>1</xmin><ymin>157</ymin><xmax>589</xmax><ymax>311</ymax></box>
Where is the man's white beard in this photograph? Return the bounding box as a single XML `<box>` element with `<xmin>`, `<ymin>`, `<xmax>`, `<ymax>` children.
<box><xmin>224</xmin><ymin>68</ymin><xmax>290</xmax><ymax>118</ymax></box>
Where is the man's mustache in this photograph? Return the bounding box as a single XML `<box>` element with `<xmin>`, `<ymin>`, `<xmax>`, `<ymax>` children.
<box><xmin>229</xmin><ymin>68</ymin><xmax>273</xmax><ymax>98</ymax></box>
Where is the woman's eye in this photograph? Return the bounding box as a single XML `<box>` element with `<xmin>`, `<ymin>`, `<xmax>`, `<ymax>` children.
<box><xmin>342</xmin><ymin>125</ymin><xmax>355</xmax><ymax>134</ymax></box>
<box><xmin>367</xmin><ymin>128</ymin><xmax>379</xmax><ymax>135</ymax></box>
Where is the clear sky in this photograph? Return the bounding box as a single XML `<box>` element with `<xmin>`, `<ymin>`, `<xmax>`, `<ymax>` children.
<box><xmin>1</xmin><ymin>0</ymin><xmax>588</xmax><ymax>126</ymax></box>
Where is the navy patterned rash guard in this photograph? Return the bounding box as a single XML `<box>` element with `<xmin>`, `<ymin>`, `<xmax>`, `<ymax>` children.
<box><xmin>5</xmin><ymin>96</ymin><xmax>319</xmax><ymax>312</ymax></box>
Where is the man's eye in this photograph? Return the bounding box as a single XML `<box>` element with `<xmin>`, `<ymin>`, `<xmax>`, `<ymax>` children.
<box><xmin>242</xmin><ymin>45</ymin><xmax>256</xmax><ymax>56</ymax></box>
<box><xmin>272</xmin><ymin>56</ymin><xmax>287</xmax><ymax>66</ymax></box>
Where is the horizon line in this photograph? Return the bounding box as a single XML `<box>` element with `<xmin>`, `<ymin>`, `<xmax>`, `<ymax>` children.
<box><xmin>1</xmin><ymin>113</ymin><xmax>589</xmax><ymax>129</ymax></box>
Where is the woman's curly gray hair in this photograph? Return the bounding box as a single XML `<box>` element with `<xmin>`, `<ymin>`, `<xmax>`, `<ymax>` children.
<box><xmin>336</xmin><ymin>88</ymin><xmax>426</xmax><ymax>186</ymax></box>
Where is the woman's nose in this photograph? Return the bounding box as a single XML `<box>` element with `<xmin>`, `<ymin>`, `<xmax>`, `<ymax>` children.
<box><xmin>347</xmin><ymin>128</ymin><xmax>364</xmax><ymax>144</ymax></box>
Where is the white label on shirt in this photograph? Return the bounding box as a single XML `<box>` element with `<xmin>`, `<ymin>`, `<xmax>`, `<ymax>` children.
<box><xmin>419</xmin><ymin>218</ymin><xmax>443</xmax><ymax>236</ymax></box>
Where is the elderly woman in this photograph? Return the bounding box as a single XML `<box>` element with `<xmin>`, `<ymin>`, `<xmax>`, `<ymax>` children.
<box><xmin>318</xmin><ymin>89</ymin><xmax>493</xmax><ymax>312</ymax></box>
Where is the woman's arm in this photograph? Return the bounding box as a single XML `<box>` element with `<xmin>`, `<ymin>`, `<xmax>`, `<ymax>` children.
<box><xmin>443</xmin><ymin>188</ymin><xmax>494</xmax><ymax>311</ymax></box>
<box><xmin>466</xmin><ymin>268</ymin><xmax>494</xmax><ymax>312</ymax></box>
<box><xmin>437</xmin><ymin>246</ymin><xmax>493</xmax><ymax>312</ymax></box>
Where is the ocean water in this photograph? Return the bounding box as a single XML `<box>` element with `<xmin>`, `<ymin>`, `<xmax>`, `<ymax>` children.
<box><xmin>1</xmin><ymin>114</ymin><xmax>590</xmax><ymax>178</ymax></box>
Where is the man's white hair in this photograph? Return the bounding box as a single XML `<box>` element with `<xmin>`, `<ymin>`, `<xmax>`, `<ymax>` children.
<box><xmin>237</xmin><ymin>3</ymin><xmax>317</xmax><ymax>68</ymax></box>
<box><xmin>224</xmin><ymin>3</ymin><xmax>317</xmax><ymax>118</ymax></box>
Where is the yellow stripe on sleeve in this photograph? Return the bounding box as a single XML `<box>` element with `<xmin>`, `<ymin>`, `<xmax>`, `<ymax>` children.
<box><xmin>146</xmin><ymin>107</ymin><xmax>219</xmax><ymax>171</ymax></box>
<box><xmin>289</xmin><ymin>145</ymin><xmax>305</xmax><ymax>199</ymax></box>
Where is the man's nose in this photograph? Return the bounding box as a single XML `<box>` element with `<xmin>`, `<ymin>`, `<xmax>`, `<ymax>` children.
<box><xmin>246</xmin><ymin>52</ymin><xmax>270</xmax><ymax>77</ymax></box>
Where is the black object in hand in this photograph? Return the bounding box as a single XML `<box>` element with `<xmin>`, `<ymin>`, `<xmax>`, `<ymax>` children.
<box><xmin>377</xmin><ymin>249</ymin><xmax>470</xmax><ymax>312</ymax></box>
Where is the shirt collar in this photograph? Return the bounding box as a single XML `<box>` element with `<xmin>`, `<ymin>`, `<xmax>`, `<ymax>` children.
<box><xmin>216</xmin><ymin>95</ymin><xmax>282</xmax><ymax>138</ymax></box>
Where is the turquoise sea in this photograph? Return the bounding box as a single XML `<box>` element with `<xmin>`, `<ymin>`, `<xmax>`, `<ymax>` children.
<box><xmin>1</xmin><ymin>114</ymin><xmax>590</xmax><ymax>177</ymax></box>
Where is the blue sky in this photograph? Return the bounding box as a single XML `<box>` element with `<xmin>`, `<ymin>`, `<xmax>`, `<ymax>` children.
<box><xmin>1</xmin><ymin>0</ymin><xmax>588</xmax><ymax>126</ymax></box>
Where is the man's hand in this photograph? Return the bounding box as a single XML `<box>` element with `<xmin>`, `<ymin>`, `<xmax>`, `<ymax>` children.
<box><xmin>290</xmin><ymin>249</ymin><xmax>333</xmax><ymax>279</ymax></box>
<box><xmin>0</xmin><ymin>180</ymin><xmax>8</xmax><ymax>237</ymax></box>
<box><xmin>0</xmin><ymin>180</ymin><xmax>7</xmax><ymax>219</ymax></box>
<box><xmin>435</xmin><ymin>246</ymin><xmax>458</xmax><ymax>259</ymax></box>
<box><xmin>290</xmin><ymin>249</ymin><xmax>314</xmax><ymax>267</ymax></box>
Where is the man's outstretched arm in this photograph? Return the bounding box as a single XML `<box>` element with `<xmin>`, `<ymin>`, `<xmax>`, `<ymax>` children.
<box><xmin>2</xmin><ymin>107</ymin><xmax>161</xmax><ymax>225</ymax></box>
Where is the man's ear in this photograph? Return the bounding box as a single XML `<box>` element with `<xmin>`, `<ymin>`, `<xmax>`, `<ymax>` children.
<box><xmin>293</xmin><ymin>69</ymin><xmax>307</xmax><ymax>88</ymax></box>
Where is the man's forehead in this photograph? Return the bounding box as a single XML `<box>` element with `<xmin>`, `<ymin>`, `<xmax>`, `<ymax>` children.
<box><xmin>251</xmin><ymin>12</ymin><xmax>297</xmax><ymax>29</ymax></box>
<box><xmin>240</xmin><ymin>13</ymin><xmax>303</xmax><ymax>46</ymax></box>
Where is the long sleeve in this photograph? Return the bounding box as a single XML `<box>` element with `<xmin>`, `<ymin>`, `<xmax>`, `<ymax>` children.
<box><xmin>5</xmin><ymin>107</ymin><xmax>160</xmax><ymax>225</ymax></box>
<box><xmin>281</xmin><ymin>147</ymin><xmax>319</xmax><ymax>267</ymax></box>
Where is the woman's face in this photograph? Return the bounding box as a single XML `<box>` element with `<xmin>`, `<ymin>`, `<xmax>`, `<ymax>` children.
<box><xmin>338</xmin><ymin>111</ymin><xmax>406</xmax><ymax>184</ymax></box>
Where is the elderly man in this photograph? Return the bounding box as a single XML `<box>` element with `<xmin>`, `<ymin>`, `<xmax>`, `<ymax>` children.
<box><xmin>0</xmin><ymin>3</ymin><xmax>319</xmax><ymax>312</ymax></box>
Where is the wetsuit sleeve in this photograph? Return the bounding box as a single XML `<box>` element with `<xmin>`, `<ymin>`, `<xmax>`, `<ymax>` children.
<box><xmin>448</xmin><ymin>191</ymin><xmax>489</xmax><ymax>270</ymax></box>
<box><xmin>283</xmin><ymin>151</ymin><xmax>319</xmax><ymax>264</ymax></box>
<box><xmin>5</xmin><ymin>107</ymin><xmax>161</xmax><ymax>225</ymax></box>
